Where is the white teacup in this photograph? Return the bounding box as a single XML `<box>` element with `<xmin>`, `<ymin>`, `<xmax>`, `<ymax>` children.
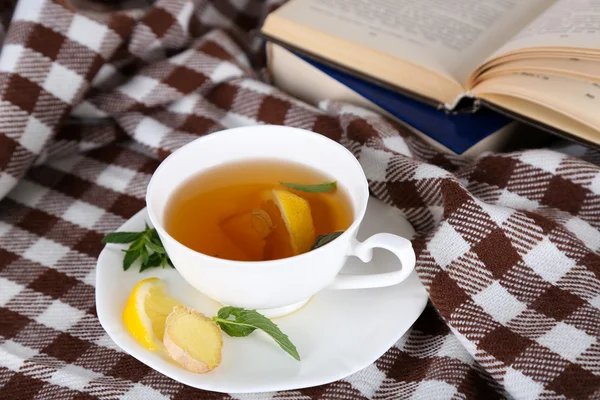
<box><xmin>146</xmin><ymin>125</ymin><xmax>415</xmax><ymax>316</ymax></box>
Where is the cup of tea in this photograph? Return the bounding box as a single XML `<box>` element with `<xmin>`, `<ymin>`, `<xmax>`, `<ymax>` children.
<box><xmin>146</xmin><ymin>125</ymin><xmax>415</xmax><ymax>316</ymax></box>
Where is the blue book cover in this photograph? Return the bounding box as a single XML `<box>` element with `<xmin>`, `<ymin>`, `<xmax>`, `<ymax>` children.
<box><xmin>294</xmin><ymin>52</ymin><xmax>513</xmax><ymax>154</ymax></box>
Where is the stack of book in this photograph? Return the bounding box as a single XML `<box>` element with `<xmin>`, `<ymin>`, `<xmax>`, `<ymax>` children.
<box><xmin>260</xmin><ymin>0</ymin><xmax>600</xmax><ymax>157</ymax></box>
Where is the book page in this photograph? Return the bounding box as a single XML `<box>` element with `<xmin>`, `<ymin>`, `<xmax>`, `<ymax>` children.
<box><xmin>273</xmin><ymin>0</ymin><xmax>549</xmax><ymax>85</ymax></box>
<box><xmin>472</xmin><ymin>72</ymin><xmax>600</xmax><ymax>127</ymax></box>
<box><xmin>474</xmin><ymin>57</ymin><xmax>600</xmax><ymax>85</ymax></box>
<box><xmin>491</xmin><ymin>0</ymin><xmax>600</xmax><ymax>57</ymax></box>
<box><xmin>479</xmin><ymin>93</ymin><xmax>600</xmax><ymax>146</ymax></box>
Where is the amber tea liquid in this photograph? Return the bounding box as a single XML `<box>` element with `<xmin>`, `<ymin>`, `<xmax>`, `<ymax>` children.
<box><xmin>164</xmin><ymin>159</ymin><xmax>354</xmax><ymax>261</ymax></box>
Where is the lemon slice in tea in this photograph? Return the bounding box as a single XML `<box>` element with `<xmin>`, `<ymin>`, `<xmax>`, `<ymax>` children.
<box><xmin>263</xmin><ymin>189</ymin><xmax>316</xmax><ymax>258</ymax></box>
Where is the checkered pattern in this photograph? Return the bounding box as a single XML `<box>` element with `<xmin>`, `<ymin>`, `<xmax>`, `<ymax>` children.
<box><xmin>0</xmin><ymin>0</ymin><xmax>599</xmax><ymax>399</ymax></box>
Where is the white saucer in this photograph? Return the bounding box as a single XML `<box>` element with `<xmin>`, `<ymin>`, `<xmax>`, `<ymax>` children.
<box><xmin>95</xmin><ymin>197</ymin><xmax>428</xmax><ymax>394</ymax></box>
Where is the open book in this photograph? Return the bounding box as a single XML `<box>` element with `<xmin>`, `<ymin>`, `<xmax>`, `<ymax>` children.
<box><xmin>261</xmin><ymin>0</ymin><xmax>600</xmax><ymax>147</ymax></box>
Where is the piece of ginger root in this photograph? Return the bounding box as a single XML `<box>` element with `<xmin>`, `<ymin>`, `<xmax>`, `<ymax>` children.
<box><xmin>163</xmin><ymin>305</ymin><xmax>223</xmax><ymax>373</ymax></box>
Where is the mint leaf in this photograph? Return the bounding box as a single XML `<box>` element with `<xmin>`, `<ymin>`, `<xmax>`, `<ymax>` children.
<box><xmin>213</xmin><ymin>307</ymin><xmax>300</xmax><ymax>360</ymax></box>
<box><xmin>102</xmin><ymin>232</ymin><xmax>144</xmax><ymax>244</ymax></box>
<box><xmin>150</xmin><ymin>229</ymin><xmax>162</xmax><ymax>243</ymax></box>
<box><xmin>216</xmin><ymin>319</ymin><xmax>256</xmax><ymax>337</ymax></box>
<box><xmin>145</xmin><ymin>240</ymin><xmax>165</xmax><ymax>254</ymax></box>
<box><xmin>103</xmin><ymin>223</ymin><xmax>174</xmax><ymax>273</ymax></box>
<box><xmin>217</xmin><ymin>306</ymin><xmax>244</xmax><ymax>319</ymax></box>
<box><xmin>123</xmin><ymin>248</ymin><xmax>141</xmax><ymax>270</ymax></box>
<box><xmin>311</xmin><ymin>231</ymin><xmax>344</xmax><ymax>250</ymax></box>
<box><xmin>129</xmin><ymin>235</ymin><xmax>146</xmax><ymax>251</ymax></box>
<box><xmin>141</xmin><ymin>246</ymin><xmax>149</xmax><ymax>265</ymax></box>
<box><xmin>140</xmin><ymin>252</ymin><xmax>162</xmax><ymax>271</ymax></box>
<box><xmin>214</xmin><ymin>307</ymin><xmax>255</xmax><ymax>336</ymax></box>
<box><xmin>279</xmin><ymin>181</ymin><xmax>336</xmax><ymax>193</ymax></box>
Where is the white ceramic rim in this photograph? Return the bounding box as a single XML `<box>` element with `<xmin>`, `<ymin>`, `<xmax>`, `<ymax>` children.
<box><xmin>145</xmin><ymin>125</ymin><xmax>370</xmax><ymax>267</ymax></box>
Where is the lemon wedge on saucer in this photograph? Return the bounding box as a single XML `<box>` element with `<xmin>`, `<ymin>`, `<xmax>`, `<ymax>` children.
<box><xmin>122</xmin><ymin>277</ymin><xmax>181</xmax><ymax>351</ymax></box>
<box><xmin>264</xmin><ymin>189</ymin><xmax>316</xmax><ymax>257</ymax></box>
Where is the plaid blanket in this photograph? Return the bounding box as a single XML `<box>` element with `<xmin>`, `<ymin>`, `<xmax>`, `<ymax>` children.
<box><xmin>1</xmin><ymin>1</ymin><xmax>599</xmax><ymax>399</ymax></box>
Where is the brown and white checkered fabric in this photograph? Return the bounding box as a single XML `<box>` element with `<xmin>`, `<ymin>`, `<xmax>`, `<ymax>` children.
<box><xmin>0</xmin><ymin>1</ymin><xmax>599</xmax><ymax>399</ymax></box>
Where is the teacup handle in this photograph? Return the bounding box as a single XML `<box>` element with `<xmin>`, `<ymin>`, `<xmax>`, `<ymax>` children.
<box><xmin>327</xmin><ymin>233</ymin><xmax>416</xmax><ymax>290</ymax></box>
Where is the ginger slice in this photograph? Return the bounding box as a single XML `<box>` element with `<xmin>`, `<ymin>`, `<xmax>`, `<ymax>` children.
<box><xmin>220</xmin><ymin>209</ymin><xmax>273</xmax><ymax>260</ymax></box>
<box><xmin>163</xmin><ymin>305</ymin><xmax>223</xmax><ymax>373</ymax></box>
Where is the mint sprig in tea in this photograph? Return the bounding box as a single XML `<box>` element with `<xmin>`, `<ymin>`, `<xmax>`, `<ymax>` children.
<box><xmin>164</xmin><ymin>159</ymin><xmax>353</xmax><ymax>261</ymax></box>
